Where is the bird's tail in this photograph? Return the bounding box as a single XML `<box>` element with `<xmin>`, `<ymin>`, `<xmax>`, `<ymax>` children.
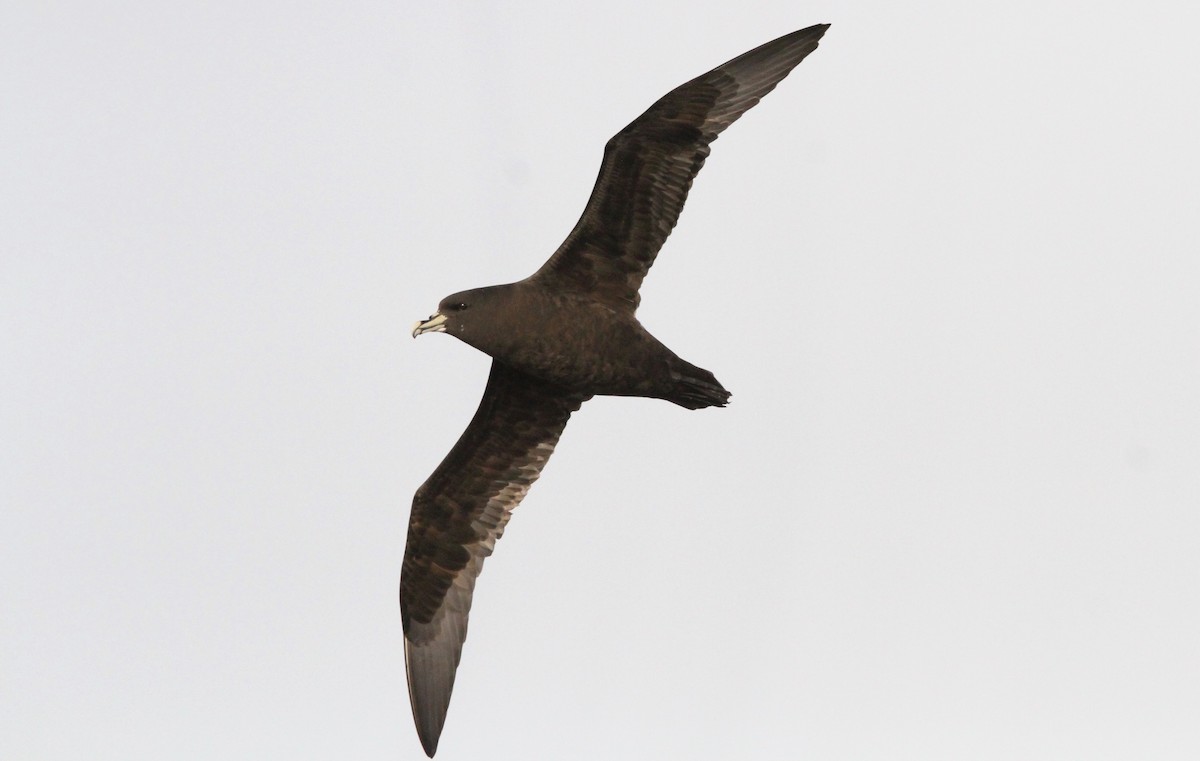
<box><xmin>664</xmin><ymin>363</ymin><xmax>731</xmax><ymax>410</ymax></box>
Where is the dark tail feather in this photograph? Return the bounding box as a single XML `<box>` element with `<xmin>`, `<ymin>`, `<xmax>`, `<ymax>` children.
<box><xmin>664</xmin><ymin>365</ymin><xmax>731</xmax><ymax>410</ymax></box>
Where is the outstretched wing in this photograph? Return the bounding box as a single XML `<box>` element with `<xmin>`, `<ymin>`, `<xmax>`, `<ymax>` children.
<box><xmin>531</xmin><ymin>23</ymin><xmax>829</xmax><ymax>310</ymax></box>
<box><xmin>401</xmin><ymin>360</ymin><xmax>589</xmax><ymax>756</ymax></box>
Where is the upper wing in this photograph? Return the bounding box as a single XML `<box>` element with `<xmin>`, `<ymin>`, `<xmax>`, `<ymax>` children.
<box><xmin>401</xmin><ymin>360</ymin><xmax>589</xmax><ymax>756</ymax></box>
<box><xmin>530</xmin><ymin>23</ymin><xmax>829</xmax><ymax>310</ymax></box>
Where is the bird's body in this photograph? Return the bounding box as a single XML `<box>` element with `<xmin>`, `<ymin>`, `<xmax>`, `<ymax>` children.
<box><xmin>404</xmin><ymin>23</ymin><xmax>830</xmax><ymax>755</ymax></box>
<box><xmin>424</xmin><ymin>281</ymin><xmax>729</xmax><ymax>406</ymax></box>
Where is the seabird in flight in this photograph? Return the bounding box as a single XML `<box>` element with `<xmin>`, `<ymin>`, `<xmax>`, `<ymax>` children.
<box><xmin>405</xmin><ymin>23</ymin><xmax>830</xmax><ymax>756</ymax></box>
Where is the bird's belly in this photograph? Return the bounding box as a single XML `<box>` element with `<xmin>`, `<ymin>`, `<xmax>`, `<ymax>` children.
<box><xmin>500</xmin><ymin>322</ymin><xmax>670</xmax><ymax>397</ymax></box>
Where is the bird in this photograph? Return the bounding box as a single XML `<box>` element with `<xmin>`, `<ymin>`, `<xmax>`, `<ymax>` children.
<box><xmin>404</xmin><ymin>23</ymin><xmax>829</xmax><ymax>756</ymax></box>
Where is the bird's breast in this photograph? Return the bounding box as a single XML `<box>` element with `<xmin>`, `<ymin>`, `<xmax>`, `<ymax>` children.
<box><xmin>492</xmin><ymin>306</ymin><xmax>670</xmax><ymax>396</ymax></box>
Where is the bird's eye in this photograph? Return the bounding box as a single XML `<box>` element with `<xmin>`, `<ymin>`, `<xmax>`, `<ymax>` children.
<box><xmin>452</xmin><ymin>302</ymin><xmax>468</xmax><ymax>311</ymax></box>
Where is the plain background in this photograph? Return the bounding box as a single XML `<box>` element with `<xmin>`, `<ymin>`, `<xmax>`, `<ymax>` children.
<box><xmin>3</xmin><ymin>2</ymin><xmax>1198</xmax><ymax>759</ymax></box>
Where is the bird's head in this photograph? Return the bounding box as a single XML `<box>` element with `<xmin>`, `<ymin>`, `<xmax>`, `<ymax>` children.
<box><xmin>412</xmin><ymin>285</ymin><xmax>515</xmax><ymax>350</ymax></box>
<box><xmin>412</xmin><ymin>291</ymin><xmax>469</xmax><ymax>339</ymax></box>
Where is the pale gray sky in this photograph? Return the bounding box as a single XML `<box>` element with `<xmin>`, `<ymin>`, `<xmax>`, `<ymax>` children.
<box><xmin>3</xmin><ymin>2</ymin><xmax>1198</xmax><ymax>759</ymax></box>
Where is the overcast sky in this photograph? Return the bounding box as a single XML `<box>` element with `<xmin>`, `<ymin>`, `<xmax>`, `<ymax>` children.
<box><xmin>3</xmin><ymin>2</ymin><xmax>1199</xmax><ymax>759</ymax></box>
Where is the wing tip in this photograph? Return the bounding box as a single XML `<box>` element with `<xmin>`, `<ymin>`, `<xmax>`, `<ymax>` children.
<box><xmin>785</xmin><ymin>22</ymin><xmax>831</xmax><ymax>51</ymax></box>
<box><xmin>405</xmin><ymin>635</ymin><xmax>456</xmax><ymax>757</ymax></box>
<box><xmin>420</xmin><ymin>734</ymin><xmax>439</xmax><ymax>758</ymax></box>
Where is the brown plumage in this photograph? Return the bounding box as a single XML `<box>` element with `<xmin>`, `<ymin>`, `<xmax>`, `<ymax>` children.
<box><xmin>405</xmin><ymin>23</ymin><xmax>829</xmax><ymax>755</ymax></box>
